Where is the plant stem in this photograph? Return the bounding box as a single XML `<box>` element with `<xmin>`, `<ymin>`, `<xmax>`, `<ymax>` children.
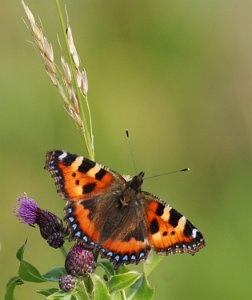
<box><xmin>55</xmin><ymin>0</ymin><xmax>94</xmax><ymax>160</ymax></box>
<box><xmin>85</xmin><ymin>95</ymin><xmax>94</xmax><ymax>156</ymax></box>
<box><xmin>120</xmin><ymin>289</ymin><xmax>126</xmax><ymax>300</ymax></box>
<box><xmin>60</xmin><ymin>245</ymin><xmax>67</xmax><ymax>257</ymax></box>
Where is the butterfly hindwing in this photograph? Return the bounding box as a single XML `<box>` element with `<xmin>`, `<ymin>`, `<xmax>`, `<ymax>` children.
<box><xmin>65</xmin><ymin>198</ymin><xmax>101</xmax><ymax>245</ymax></box>
<box><xmin>99</xmin><ymin>209</ymin><xmax>150</xmax><ymax>267</ymax></box>
<box><xmin>145</xmin><ymin>193</ymin><xmax>205</xmax><ymax>255</ymax></box>
<box><xmin>100</xmin><ymin>237</ymin><xmax>150</xmax><ymax>267</ymax></box>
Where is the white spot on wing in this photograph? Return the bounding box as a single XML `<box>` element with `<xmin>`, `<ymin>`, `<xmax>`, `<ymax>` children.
<box><xmin>192</xmin><ymin>228</ymin><xmax>198</xmax><ymax>238</ymax></box>
<box><xmin>58</xmin><ymin>152</ymin><xmax>67</xmax><ymax>160</ymax></box>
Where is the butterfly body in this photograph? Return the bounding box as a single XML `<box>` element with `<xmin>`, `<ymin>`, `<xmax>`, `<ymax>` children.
<box><xmin>45</xmin><ymin>150</ymin><xmax>205</xmax><ymax>267</ymax></box>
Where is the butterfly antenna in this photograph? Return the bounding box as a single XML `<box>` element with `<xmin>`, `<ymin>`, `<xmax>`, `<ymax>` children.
<box><xmin>145</xmin><ymin>167</ymin><xmax>190</xmax><ymax>180</ymax></box>
<box><xmin>125</xmin><ymin>129</ymin><xmax>138</xmax><ymax>174</ymax></box>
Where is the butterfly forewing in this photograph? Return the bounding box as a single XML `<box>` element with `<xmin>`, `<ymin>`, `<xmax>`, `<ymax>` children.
<box><xmin>45</xmin><ymin>150</ymin><xmax>120</xmax><ymax>201</ymax></box>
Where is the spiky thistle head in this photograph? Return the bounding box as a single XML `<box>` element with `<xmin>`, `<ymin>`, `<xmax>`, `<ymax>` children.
<box><xmin>15</xmin><ymin>195</ymin><xmax>66</xmax><ymax>248</ymax></box>
<box><xmin>65</xmin><ymin>244</ymin><xmax>96</xmax><ymax>276</ymax></box>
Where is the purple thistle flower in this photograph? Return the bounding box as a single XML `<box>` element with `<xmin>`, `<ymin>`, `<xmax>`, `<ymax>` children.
<box><xmin>15</xmin><ymin>195</ymin><xmax>66</xmax><ymax>248</ymax></box>
<box><xmin>59</xmin><ymin>274</ymin><xmax>76</xmax><ymax>292</ymax></box>
<box><xmin>65</xmin><ymin>244</ymin><xmax>96</xmax><ymax>276</ymax></box>
<box><xmin>16</xmin><ymin>196</ymin><xmax>38</xmax><ymax>225</ymax></box>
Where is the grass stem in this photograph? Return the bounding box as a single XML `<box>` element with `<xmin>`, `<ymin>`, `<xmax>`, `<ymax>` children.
<box><xmin>55</xmin><ymin>0</ymin><xmax>94</xmax><ymax>160</ymax></box>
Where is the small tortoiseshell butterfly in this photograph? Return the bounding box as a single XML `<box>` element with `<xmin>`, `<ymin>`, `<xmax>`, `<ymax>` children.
<box><xmin>45</xmin><ymin>150</ymin><xmax>205</xmax><ymax>267</ymax></box>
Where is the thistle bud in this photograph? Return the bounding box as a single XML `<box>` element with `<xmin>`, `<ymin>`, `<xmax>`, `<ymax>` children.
<box><xmin>65</xmin><ymin>244</ymin><xmax>96</xmax><ymax>276</ymax></box>
<box><xmin>36</xmin><ymin>209</ymin><xmax>66</xmax><ymax>248</ymax></box>
<box><xmin>59</xmin><ymin>274</ymin><xmax>76</xmax><ymax>292</ymax></box>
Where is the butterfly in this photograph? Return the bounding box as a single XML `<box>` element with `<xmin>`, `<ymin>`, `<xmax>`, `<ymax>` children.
<box><xmin>45</xmin><ymin>150</ymin><xmax>205</xmax><ymax>268</ymax></box>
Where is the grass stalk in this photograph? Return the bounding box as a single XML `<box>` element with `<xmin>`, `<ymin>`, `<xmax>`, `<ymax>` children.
<box><xmin>55</xmin><ymin>0</ymin><xmax>94</xmax><ymax>160</ymax></box>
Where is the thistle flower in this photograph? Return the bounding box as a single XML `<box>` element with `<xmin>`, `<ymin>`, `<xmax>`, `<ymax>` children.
<box><xmin>16</xmin><ymin>196</ymin><xmax>38</xmax><ymax>225</ymax></box>
<box><xmin>59</xmin><ymin>274</ymin><xmax>76</xmax><ymax>292</ymax></box>
<box><xmin>65</xmin><ymin>244</ymin><xmax>96</xmax><ymax>276</ymax></box>
<box><xmin>15</xmin><ymin>195</ymin><xmax>66</xmax><ymax>248</ymax></box>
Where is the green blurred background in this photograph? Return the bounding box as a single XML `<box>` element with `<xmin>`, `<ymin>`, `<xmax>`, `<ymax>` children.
<box><xmin>1</xmin><ymin>0</ymin><xmax>252</xmax><ymax>299</ymax></box>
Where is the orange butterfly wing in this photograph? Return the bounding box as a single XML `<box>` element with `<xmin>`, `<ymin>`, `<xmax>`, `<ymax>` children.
<box><xmin>45</xmin><ymin>150</ymin><xmax>120</xmax><ymax>201</ymax></box>
<box><xmin>99</xmin><ymin>213</ymin><xmax>150</xmax><ymax>267</ymax></box>
<box><xmin>145</xmin><ymin>193</ymin><xmax>205</xmax><ymax>255</ymax></box>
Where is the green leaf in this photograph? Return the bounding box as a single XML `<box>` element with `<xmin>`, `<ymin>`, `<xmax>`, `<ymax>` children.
<box><xmin>107</xmin><ymin>271</ymin><xmax>141</xmax><ymax>293</ymax></box>
<box><xmin>18</xmin><ymin>260</ymin><xmax>46</xmax><ymax>283</ymax></box>
<box><xmin>97</xmin><ymin>260</ymin><xmax>115</xmax><ymax>276</ymax></box>
<box><xmin>144</xmin><ymin>251</ymin><xmax>163</xmax><ymax>277</ymax></box>
<box><xmin>109</xmin><ymin>291</ymin><xmax>122</xmax><ymax>300</ymax></box>
<box><xmin>5</xmin><ymin>276</ymin><xmax>23</xmax><ymax>300</ymax></box>
<box><xmin>46</xmin><ymin>289</ymin><xmax>78</xmax><ymax>300</ymax></box>
<box><xmin>43</xmin><ymin>267</ymin><xmax>66</xmax><ymax>281</ymax></box>
<box><xmin>16</xmin><ymin>241</ymin><xmax>27</xmax><ymax>262</ymax></box>
<box><xmin>37</xmin><ymin>288</ymin><xmax>59</xmax><ymax>297</ymax></box>
<box><xmin>92</xmin><ymin>274</ymin><xmax>111</xmax><ymax>300</ymax></box>
<box><xmin>116</xmin><ymin>264</ymin><xmax>129</xmax><ymax>274</ymax></box>
<box><xmin>125</xmin><ymin>274</ymin><xmax>154</xmax><ymax>300</ymax></box>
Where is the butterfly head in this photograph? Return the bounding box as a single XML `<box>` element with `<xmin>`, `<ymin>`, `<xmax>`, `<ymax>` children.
<box><xmin>127</xmin><ymin>171</ymin><xmax>145</xmax><ymax>192</ymax></box>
